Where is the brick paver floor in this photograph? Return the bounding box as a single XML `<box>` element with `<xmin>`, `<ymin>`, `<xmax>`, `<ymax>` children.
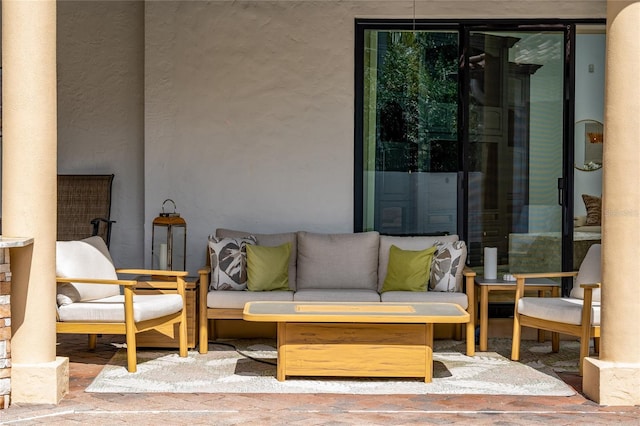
<box><xmin>2</xmin><ymin>334</ymin><xmax>639</xmax><ymax>425</ymax></box>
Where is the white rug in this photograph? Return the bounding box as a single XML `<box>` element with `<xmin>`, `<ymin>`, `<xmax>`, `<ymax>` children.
<box><xmin>85</xmin><ymin>339</ymin><xmax>577</xmax><ymax>396</ymax></box>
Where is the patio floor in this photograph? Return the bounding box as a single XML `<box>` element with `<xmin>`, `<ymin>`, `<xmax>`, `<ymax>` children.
<box><xmin>2</xmin><ymin>334</ymin><xmax>640</xmax><ymax>425</ymax></box>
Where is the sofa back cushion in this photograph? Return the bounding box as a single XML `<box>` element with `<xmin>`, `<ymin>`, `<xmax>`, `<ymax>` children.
<box><xmin>377</xmin><ymin>234</ymin><xmax>458</xmax><ymax>292</ymax></box>
<box><xmin>296</xmin><ymin>231</ymin><xmax>380</xmax><ymax>290</ymax></box>
<box><xmin>216</xmin><ymin>228</ymin><xmax>298</xmax><ymax>290</ymax></box>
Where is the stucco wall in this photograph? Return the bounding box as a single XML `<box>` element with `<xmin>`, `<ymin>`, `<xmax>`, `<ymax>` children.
<box><xmin>57</xmin><ymin>1</ymin><xmax>145</xmax><ymax>268</ymax></box>
<box><xmin>145</xmin><ymin>1</ymin><xmax>605</xmax><ymax>275</ymax></box>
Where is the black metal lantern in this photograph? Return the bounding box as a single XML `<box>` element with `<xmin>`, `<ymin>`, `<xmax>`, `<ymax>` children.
<box><xmin>152</xmin><ymin>199</ymin><xmax>186</xmax><ymax>271</ymax></box>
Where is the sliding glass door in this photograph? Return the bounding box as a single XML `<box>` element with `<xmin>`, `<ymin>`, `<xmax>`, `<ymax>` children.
<box><xmin>465</xmin><ymin>30</ymin><xmax>566</xmax><ymax>274</ymax></box>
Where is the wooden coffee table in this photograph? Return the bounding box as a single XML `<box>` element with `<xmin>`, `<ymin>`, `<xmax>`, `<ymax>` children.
<box><xmin>243</xmin><ymin>301</ymin><xmax>470</xmax><ymax>383</ymax></box>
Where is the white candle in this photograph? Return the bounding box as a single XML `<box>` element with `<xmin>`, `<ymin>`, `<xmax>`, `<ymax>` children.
<box><xmin>159</xmin><ymin>243</ymin><xmax>167</xmax><ymax>270</ymax></box>
<box><xmin>484</xmin><ymin>247</ymin><xmax>497</xmax><ymax>279</ymax></box>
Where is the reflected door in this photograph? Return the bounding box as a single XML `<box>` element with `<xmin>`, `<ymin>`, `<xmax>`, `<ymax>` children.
<box><xmin>466</xmin><ymin>30</ymin><xmax>565</xmax><ymax>273</ymax></box>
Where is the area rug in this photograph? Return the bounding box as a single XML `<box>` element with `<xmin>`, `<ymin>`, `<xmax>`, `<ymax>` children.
<box><xmin>85</xmin><ymin>338</ymin><xmax>579</xmax><ymax>396</ymax></box>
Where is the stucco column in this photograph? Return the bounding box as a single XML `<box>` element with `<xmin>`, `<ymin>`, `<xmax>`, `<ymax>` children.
<box><xmin>583</xmin><ymin>0</ymin><xmax>640</xmax><ymax>406</ymax></box>
<box><xmin>2</xmin><ymin>0</ymin><xmax>68</xmax><ymax>404</ymax></box>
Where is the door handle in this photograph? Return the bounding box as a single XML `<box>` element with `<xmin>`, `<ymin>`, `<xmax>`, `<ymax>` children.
<box><xmin>557</xmin><ymin>177</ymin><xmax>564</xmax><ymax>206</ymax></box>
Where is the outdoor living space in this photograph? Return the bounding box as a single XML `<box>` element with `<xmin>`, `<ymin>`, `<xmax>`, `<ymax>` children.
<box><xmin>4</xmin><ymin>0</ymin><xmax>640</xmax><ymax>414</ymax></box>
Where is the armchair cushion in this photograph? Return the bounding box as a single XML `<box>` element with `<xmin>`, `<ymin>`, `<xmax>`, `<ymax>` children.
<box><xmin>517</xmin><ymin>297</ymin><xmax>600</xmax><ymax>326</ymax></box>
<box><xmin>56</xmin><ymin>238</ymin><xmax>120</xmax><ymax>303</ymax></box>
<box><xmin>57</xmin><ymin>294</ymin><xmax>183</xmax><ymax>323</ymax></box>
<box><xmin>570</xmin><ymin>243</ymin><xmax>601</xmax><ymax>302</ymax></box>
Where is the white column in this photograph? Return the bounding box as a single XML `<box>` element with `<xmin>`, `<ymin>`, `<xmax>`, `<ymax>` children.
<box><xmin>583</xmin><ymin>0</ymin><xmax>640</xmax><ymax>406</ymax></box>
<box><xmin>2</xmin><ymin>0</ymin><xmax>68</xmax><ymax>403</ymax></box>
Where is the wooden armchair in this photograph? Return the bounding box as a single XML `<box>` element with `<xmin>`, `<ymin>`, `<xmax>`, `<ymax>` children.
<box><xmin>511</xmin><ymin>244</ymin><xmax>601</xmax><ymax>375</ymax></box>
<box><xmin>55</xmin><ymin>236</ymin><xmax>188</xmax><ymax>372</ymax></box>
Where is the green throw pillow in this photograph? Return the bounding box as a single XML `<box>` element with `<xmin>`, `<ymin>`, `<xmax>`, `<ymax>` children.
<box><xmin>381</xmin><ymin>244</ymin><xmax>437</xmax><ymax>293</ymax></box>
<box><xmin>246</xmin><ymin>242</ymin><xmax>291</xmax><ymax>291</ymax></box>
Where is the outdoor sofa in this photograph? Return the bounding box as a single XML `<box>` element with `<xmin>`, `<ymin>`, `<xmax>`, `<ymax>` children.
<box><xmin>199</xmin><ymin>229</ymin><xmax>476</xmax><ymax>356</ymax></box>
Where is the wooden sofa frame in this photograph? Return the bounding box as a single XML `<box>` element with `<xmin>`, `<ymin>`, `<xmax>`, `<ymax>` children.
<box><xmin>198</xmin><ymin>266</ymin><xmax>477</xmax><ymax>356</ymax></box>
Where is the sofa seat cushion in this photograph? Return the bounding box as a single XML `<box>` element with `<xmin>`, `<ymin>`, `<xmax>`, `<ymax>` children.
<box><xmin>380</xmin><ymin>290</ymin><xmax>468</xmax><ymax>309</ymax></box>
<box><xmin>517</xmin><ymin>297</ymin><xmax>600</xmax><ymax>326</ymax></box>
<box><xmin>207</xmin><ymin>289</ymin><xmax>294</xmax><ymax>309</ymax></box>
<box><xmin>57</xmin><ymin>294</ymin><xmax>183</xmax><ymax>323</ymax></box>
<box><xmin>293</xmin><ymin>289</ymin><xmax>381</xmax><ymax>303</ymax></box>
<box><xmin>217</xmin><ymin>228</ymin><xmax>298</xmax><ymax>290</ymax></box>
<box><xmin>378</xmin><ymin>235</ymin><xmax>458</xmax><ymax>292</ymax></box>
<box><xmin>297</xmin><ymin>231</ymin><xmax>379</xmax><ymax>291</ymax></box>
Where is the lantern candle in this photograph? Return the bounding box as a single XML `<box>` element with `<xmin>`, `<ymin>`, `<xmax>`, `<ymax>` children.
<box><xmin>159</xmin><ymin>243</ymin><xmax>167</xmax><ymax>270</ymax></box>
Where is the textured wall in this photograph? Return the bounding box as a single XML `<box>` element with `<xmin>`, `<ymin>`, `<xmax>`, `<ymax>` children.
<box><xmin>145</xmin><ymin>1</ymin><xmax>605</xmax><ymax>275</ymax></box>
<box><xmin>57</xmin><ymin>1</ymin><xmax>145</xmax><ymax>268</ymax></box>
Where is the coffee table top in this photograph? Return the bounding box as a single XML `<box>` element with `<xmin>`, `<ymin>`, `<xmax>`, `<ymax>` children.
<box><xmin>243</xmin><ymin>301</ymin><xmax>469</xmax><ymax>324</ymax></box>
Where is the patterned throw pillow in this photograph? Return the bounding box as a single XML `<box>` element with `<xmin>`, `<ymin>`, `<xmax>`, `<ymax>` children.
<box><xmin>429</xmin><ymin>240</ymin><xmax>467</xmax><ymax>292</ymax></box>
<box><xmin>582</xmin><ymin>194</ymin><xmax>602</xmax><ymax>226</ymax></box>
<box><xmin>208</xmin><ymin>235</ymin><xmax>256</xmax><ymax>290</ymax></box>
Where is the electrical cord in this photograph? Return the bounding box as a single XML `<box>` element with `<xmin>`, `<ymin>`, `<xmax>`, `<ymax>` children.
<box><xmin>209</xmin><ymin>340</ymin><xmax>277</xmax><ymax>366</ymax></box>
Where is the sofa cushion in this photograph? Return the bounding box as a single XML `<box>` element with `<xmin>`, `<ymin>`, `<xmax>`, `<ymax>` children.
<box><xmin>380</xmin><ymin>290</ymin><xmax>469</xmax><ymax>309</ymax></box>
<box><xmin>208</xmin><ymin>235</ymin><xmax>256</xmax><ymax>291</ymax></box>
<box><xmin>56</xmin><ymin>238</ymin><xmax>120</xmax><ymax>303</ymax></box>
<box><xmin>429</xmin><ymin>240</ymin><xmax>467</xmax><ymax>292</ymax></box>
<box><xmin>216</xmin><ymin>228</ymin><xmax>298</xmax><ymax>290</ymax></box>
<box><xmin>207</xmin><ymin>289</ymin><xmax>294</xmax><ymax>309</ymax></box>
<box><xmin>381</xmin><ymin>245</ymin><xmax>437</xmax><ymax>293</ymax></box>
<box><xmin>247</xmin><ymin>243</ymin><xmax>291</xmax><ymax>291</ymax></box>
<box><xmin>296</xmin><ymin>231</ymin><xmax>380</xmax><ymax>291</ymax></box>
<box><xmin>293</xmin><ymin>289</ymin><xmax>381</xmax><ymax>302</ymax></box>
<box><xmin>378</xmin><ymin>235</ymin><xmax>458</xmax><ymax>292</ymax></box>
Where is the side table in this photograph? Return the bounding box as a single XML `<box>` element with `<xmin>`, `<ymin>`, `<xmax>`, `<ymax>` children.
<box><xmin>474</xmin><ymin>276</ymin><xmax>560</xmax><ymax>351</ymax></box>
<box><xmin>134</xmin><ymin>275</ymin><xmax>200</xmax><ymax>350</ymax></box>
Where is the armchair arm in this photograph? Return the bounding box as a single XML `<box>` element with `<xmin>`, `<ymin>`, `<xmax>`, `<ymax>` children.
<box><xmin>513</xmin><ymin>271</ymin><xmax>578</xmax><ymax>280</ymax></box>
<box><xmin>512</xmin><ymin>271</ymin><xmax>577</xmax><ymax>301</ymax></box>
<box><xmin>116</xmin><ymin>269</ymin><xmax>188</xmax><ymax>278</ymax></box>
<box><xmin>581</xmin><ymin>283</ymin><xmax>600</xmax><ymax>327</ymax></box>
<box><xmin>56</xmin><ymin>276</ymin><xmax>137</xmax><ymax>287</ymax></box>
<box><xmin>116</xmin><ymin>269</ymin><xmax>188</xmax><ymax>298</ymax></box>
<box><xmin>580</xmin><ymin>283</ymin><xmax>601</xmax><ymax>289</ymax></box>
